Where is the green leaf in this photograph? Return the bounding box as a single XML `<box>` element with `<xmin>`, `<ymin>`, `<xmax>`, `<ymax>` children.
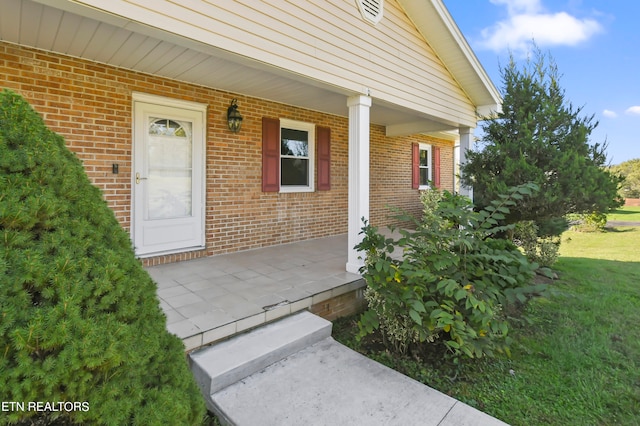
<box><xmin>446</xmin><ymin>340</ymin><xmax>460</xmax><ymax>349</ymax></box>
<box><xmin>412</xmin><ymin>300</ymin><xmax>426</xmax><ymax>313</ymax></box>
<box><xmin>409</xmin><ymin>309</ymin><xmax>422</xmax><ymax>325</ymax></box>
<box><xmin>454</xmin><ymin>289</ymin><xmax>468</xmax><ymax>301</ymax></box>
<box><xmin>375</xmin><ymin>260</ymin><xmax>383</xmax><ymax>272</ymax></box>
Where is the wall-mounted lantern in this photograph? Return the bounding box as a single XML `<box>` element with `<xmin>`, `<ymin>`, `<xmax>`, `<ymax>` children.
<box><xmin>227</xmin><ymin>98</ymin><xmax>243</xmax><ymax>133</ymax></box>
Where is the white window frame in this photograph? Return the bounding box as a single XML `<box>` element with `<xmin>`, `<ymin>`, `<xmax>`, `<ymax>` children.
<box><xmin>280</xmin><ymin>118</ymin><xmax>315</xmax><ymax>193</ymax></box>
<box><xmin>419</xmin><ymin>143</ymin><xmax>432</xmax><ymax>189</ymax></box>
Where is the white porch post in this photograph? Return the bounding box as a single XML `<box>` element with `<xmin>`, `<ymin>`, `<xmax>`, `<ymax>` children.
<box><xmin>346</xmin><ymin>95</ymin><xmax>372</xmax><ymax>274</ymax></box>
<box><xmin>458</xmin><ymin>126</ymin><xmax>474</xmax><ymax>200</ymax></box>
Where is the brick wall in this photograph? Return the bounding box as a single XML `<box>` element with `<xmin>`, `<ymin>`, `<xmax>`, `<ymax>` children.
<box><xmin>310</xmin><ymin>288</ymin><xmax>366</xmax><ymax>322</ymax></box>
<box><xmin>624</xmin><ymin>198</ymin><xmax>640</xmax><ymax>207</ymax></box>
<box><xmin>370</xmin><ymin>127</ymin><xmax>454</xmax><ymax>226</ymax></box>
<box><xmin>0</xmin><ymin>44</ymin><xmax>134</xmax><ymax>230</ymax></box>
<box><xmin>1</xmin><ymin>42</ymin><xmax>455</xmax><ymax>264</ymax></box>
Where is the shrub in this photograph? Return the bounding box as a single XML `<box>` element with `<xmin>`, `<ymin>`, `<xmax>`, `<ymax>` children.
<box><xmin>0</xmin><ymin>90</ymin><xmax>205</xmax><ymax>425</ymax></box>
<box><xmin>513</xmin><ymin>221</ymin><xmax>560</xmax><ymax>267</ymax></box>
<box><xmin>362</xmin><ymin>287</ymin><xmax>427</xmax><ymax>355</ymax></box>
<box><xmin>356</xmin><ymin>184</ymin><xmax>548</xmax><ymax>361</ymax></box>
<box><xmin>567</xmin><ymin>211</ymin><xmax>608</xmax><ymax>232</ymax></box>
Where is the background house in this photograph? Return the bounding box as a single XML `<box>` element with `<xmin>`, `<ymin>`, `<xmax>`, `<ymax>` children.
<box><xmin>0</xmin><ymin>0</ymin><xmax>500</xmax><ymax>272</ymax></box>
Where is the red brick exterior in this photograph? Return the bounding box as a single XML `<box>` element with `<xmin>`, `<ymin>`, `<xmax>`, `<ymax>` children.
<box><xmin>370</xmin><ymin>128</ymin><xmax>455</xmax><ymax>226</ymax></box>
<box><xmin>1</xmin><ymin>42</ymin><xmax>455</xmax><ymax>265</ymax></box>
<box><xmin>310</xmin><ymin>288</ymin><xmax>367</xmax><ymax>322</ymax></box>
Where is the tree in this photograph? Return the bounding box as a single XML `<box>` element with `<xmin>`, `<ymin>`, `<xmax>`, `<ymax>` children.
<box><xmin>461</xmin><ymin>48</ymin><xmax>623</xmax><ymax>235</ymax></box>
<box><xmin>0</xmin><ymin>90</ymin><xmax>205</xmax><ymax>425</ymax></box>
<box><xmin>610</xmin><ymin>159</ymin><xmax>640</xmax><ymax>198</ymax></box>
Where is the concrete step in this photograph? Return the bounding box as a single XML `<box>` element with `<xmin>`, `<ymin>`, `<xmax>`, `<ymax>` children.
<box><xmin>189</xmin><ymin>310</ymin><xmax>332</xmax><ymax>403</ymax></box>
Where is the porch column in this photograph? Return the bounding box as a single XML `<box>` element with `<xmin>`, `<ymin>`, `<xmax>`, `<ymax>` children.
<box><xmin>346</xmin><ymin>95</ymin><xmax>372</xmax><ymax>274</ymax></box>
<box><xmin>458</xmin><ymin>126</ymin><xmax>473</xmax><ymax>200</ymax></box>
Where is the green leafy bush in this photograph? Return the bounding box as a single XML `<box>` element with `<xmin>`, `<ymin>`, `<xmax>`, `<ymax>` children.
<box><xmin>0</xmin><ymin>90</ymin><xmax>205</xmax><ymax>425</ymax></box>
<box><xmin>356</xmin><ymin>184</ymin><xmax>547</xmax><ymax>361</ymax></box>
<box><xmin>567</xmin><ymin>211</ymin><xmax>608</xmax><ymax>232</ymax></box>
<box><xmin>513</xmin><ymin>220</ymin><xmax>560</xmax><ymax>267</ymax></box>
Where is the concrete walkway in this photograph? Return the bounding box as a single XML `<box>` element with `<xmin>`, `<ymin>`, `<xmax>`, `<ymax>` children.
<box><xmin>606</xmin><ymin>221</ymin><xmax>640</xmax><ymax>227</ymax></box>
<box><xmin>190</xmin><ymin>311</ymin><xmax>509</xmax><ymax>426</ymax></box>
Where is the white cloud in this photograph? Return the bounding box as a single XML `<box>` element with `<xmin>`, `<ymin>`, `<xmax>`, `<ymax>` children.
<box><xmin>602</xmin><ymin>109</ymin><xmax>617</xmax><ymax>118</ymax></box>
<box><xmin>478</xmin><ymin>1</ymin><xmax>603</xmax><ymax>52</ymax></box>
<box><xmin>489</xmin><ymin>0</ymin><xmax>542</xmax><ymax>15</ymax></box>
<box><xmin>625</xmin><ymin>106</ymin><xmax>640</xmax><ymax>115</ymax></box>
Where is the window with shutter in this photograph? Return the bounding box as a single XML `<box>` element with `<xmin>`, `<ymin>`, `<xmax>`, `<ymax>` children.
<box><xmin>412</xmin><ymin>143</ymin><xmax>437</xmax><ymax>189</ymax></box>
<box><xmin>262</xmin><ymin>118</ymin><xmax>319</xmax><ymax>193</ymax></box>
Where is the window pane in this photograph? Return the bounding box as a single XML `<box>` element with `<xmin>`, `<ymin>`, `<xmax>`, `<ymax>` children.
<box><xmin>281</xmin><ymin>128</ymin><xmax>308</xmax><ymax>157</ymax></box>
<box><xmin>148</xmin><ymin>171</ymin><xmax>192</xmax><ymax>219</ymax></box>
<box><xmin>147</xmin><ymin>118</ymin><xmax>192</xmax><ymax>219</ymax></box>
<box><xmin>420</xmin><ymin>149</ymin><xmax>429</xmax><ymax>166</ymax></box>
<box><xmin>281</xmin><ymin>158</ymin><xmax>309</xmax><ymax>186</ymax></box>
<box><xmin>420</xmin><ymin>167</ymin><xmax>430</xmax><ymax>186</ymax></box>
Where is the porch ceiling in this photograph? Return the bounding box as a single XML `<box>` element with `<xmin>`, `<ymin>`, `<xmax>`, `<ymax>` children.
<box><xmin>1</xmin><ymin>0</ymin><xmax>469</xmax><ymax>137</ymax></box>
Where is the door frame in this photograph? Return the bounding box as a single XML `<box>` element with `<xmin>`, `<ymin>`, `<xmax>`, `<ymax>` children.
<box><xmin>131</xmin><ymin>92</ymin><xmax>207</xmax><ymax>257</ymax></box>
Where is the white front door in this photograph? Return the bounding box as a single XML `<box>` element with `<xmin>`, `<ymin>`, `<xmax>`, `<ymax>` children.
<box><xmin>132</xmin><ymin>93</ymin><xmax>206</xmax><ymax>257</ymax></box>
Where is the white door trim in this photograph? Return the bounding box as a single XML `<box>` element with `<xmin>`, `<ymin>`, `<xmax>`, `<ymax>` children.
<box><xmin>133</xmin><ymin>92</ymin><xmax>207</xmax><ymax>114</ymax></box>
<box><xmin>131</xmin><ymin>92</ymin><xmax>207</xmax><ymax>257</ymax></box>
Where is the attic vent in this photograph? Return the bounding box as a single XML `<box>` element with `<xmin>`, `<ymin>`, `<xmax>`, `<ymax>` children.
<box><xmin>357</xmin><ymin>0</ymin><xmax>384</xmax><ymax>24</ymax></box>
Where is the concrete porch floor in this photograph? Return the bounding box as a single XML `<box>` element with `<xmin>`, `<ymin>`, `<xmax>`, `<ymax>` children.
<box><xmin>146</xmin><ymin>234</ymin><xmax>365</xmax><ymax>351</ymax></box>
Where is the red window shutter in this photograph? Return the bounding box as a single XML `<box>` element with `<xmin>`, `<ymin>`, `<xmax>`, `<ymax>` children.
<box><xmin>412</xmin><ymin>143</ymin><xmax>420</xmax><ymax>189</ymax></box>
<box><xmin>262</xmin><ymin>117</ymin><xmax>280</xmax><ymax>192</ymax></box>
<box><xmin>433</xmin><ymin>146</ymin><xmax>441</xmax><ymax>188</ymax></box>
<box><xmin>317</xmin><ymin>126</ymin><xmax>331</xmax><ymax>190</ymax></box>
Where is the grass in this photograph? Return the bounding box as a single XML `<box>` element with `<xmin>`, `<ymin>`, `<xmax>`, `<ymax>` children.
<box><xmin>333</xmin><ymin>225</ymin><xmax>640</xmax><ymax>425</ymax></box>
<box><xmin>607</xmin><ymin>206</ymin><xmax>640</xmax><ymax>222</ymax></box>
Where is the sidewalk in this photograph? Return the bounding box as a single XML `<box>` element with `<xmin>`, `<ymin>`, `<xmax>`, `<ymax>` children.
<box><xmin>191</xmin><ymin>312</ymin><xmax>510</xmax><ymax>426</ymax></box>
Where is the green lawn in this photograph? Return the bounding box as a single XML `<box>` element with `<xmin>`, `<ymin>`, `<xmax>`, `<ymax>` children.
<box><xmin>607</xmin><ymin>206</ymin><xmax>640</xmax><ymax>222</ymax></box>
<box><xmin>333</xmin><ymin>226</ymin><xmax>640</xmax><ymax>425</ymax></box>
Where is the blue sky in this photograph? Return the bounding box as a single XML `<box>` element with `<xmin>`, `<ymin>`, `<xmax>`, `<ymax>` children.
<box><xmin>444</xmin><ymin>0</ymin><xmax>640</xmax><ymax>165</ymax></box>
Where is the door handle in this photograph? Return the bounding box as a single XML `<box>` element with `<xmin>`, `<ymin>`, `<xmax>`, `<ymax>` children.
<box><xmin>135</xmin><ymin>172</ymin><xmax>148</xmax><ymax>184</ymax></box>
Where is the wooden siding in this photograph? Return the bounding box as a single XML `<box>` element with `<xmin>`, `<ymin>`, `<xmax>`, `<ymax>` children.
<box><xmin>75</xmin><ymin>0</ymin><xmax>476</xmax><ymax>126</ymax></box>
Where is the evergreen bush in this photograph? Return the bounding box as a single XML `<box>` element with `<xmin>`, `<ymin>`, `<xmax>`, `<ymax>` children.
<box><xmin>0</xmin><ymin>90</ymin><xmax>205</xmax><ymax>425</ymax></box>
